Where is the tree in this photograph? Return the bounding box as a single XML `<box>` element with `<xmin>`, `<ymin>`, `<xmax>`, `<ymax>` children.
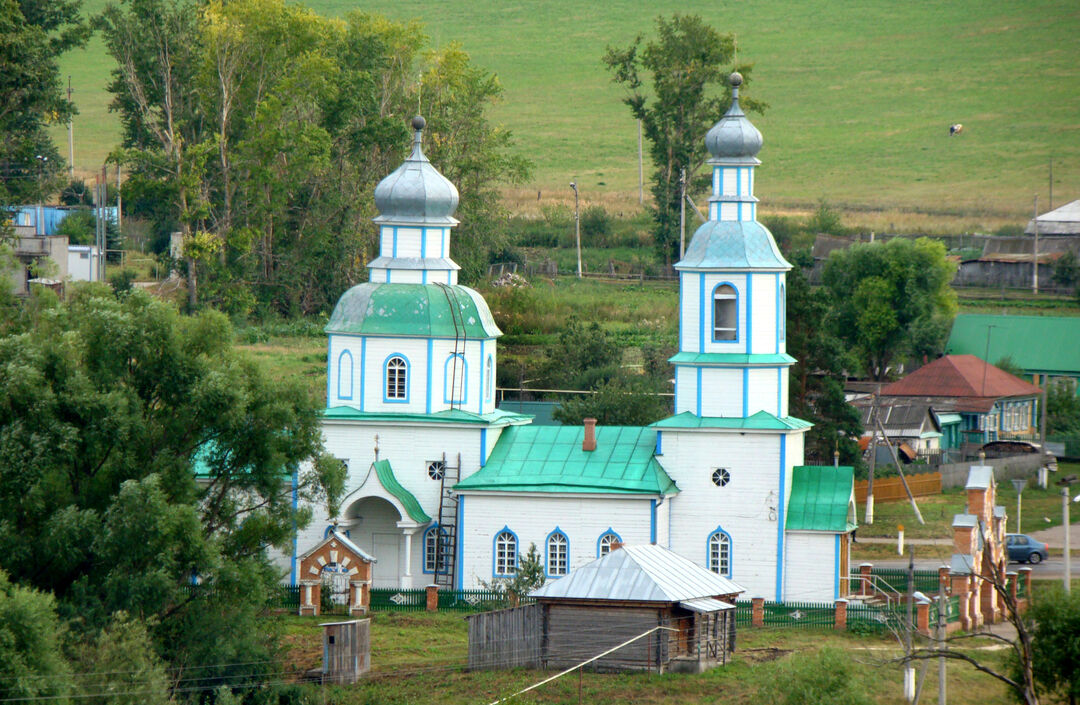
<box><xmin>0</xmin><ymin>0</ymin><xmax>88</xmax><ymax>206</ymax></box>
<box><xmin>604</xmin><ymin>15</ymin><xmax>762</xmax><ymax>263</ymax></box>
<box><xmin>0</xmin><ymin>287</ymin><xmax>344</xmax><ymax>689</ymax></box>
<box><xmin>1028</xmin><ymin>586</ymin><xmax>1080</xmax><ymax>705</ymax></box>
<box><xmin>72</xmin><ymin>612</ymin><xmax>171</xmax><ymax>705</ymax></box>
<box><xmin>483</xmin><ymin>543</ymin><xmax>545</xmax><ymax>604</ymax></box>
<box><xmin>539</xmin><ymin>317</ymin><xmax>622</xmax><ymax>390</ymax></box>
<box><xmin>0</xmin><ymin>571</ymin><xmax>71</xmax><ymax>704</ymax></box>
<box><xmin>1046</xmin><ymin>379</ymin><xmax>1080</xmax><ymax>435</ymax></box>
<box><xmin>553</xmin><ymin>375</ymin><xmax>671</xmax><ymax>426</ymax></box>
<box><xmin>1052</xmin><ymin>250</ymin><xmax>1079</xmax><ymax>290</ymax></box>
<box><xmin>822</xmin><ymin>237</ymin><xmax>957</xmax><ymax>380</ymax></box>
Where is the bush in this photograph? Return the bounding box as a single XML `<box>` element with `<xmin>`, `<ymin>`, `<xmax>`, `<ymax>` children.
<box><xmin>581</xmin><ymin>205</ymin><xmax>612</xmax><ymax>246</ymax></box>
<box><xmin>759</xmin><ymin>646</ymin><xmax>873</xmax><ymax>705</ymax></box>
<box><xmin>108</xmin><ymin>269</ymin><xmax>137</xmax><ymax>294</ymax></box>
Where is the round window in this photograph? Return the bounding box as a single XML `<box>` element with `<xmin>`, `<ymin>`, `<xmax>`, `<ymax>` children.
<box><xmin>427</xmin><ymin>461</ymin><xmax>446</xmax><ymax>481</ymax></box>
<box><xmin>711</xmin><ymin>468</ymin><xmax>730</xmax><ymax>487</ymax></box>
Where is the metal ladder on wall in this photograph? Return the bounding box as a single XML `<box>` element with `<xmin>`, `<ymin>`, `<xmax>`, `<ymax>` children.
<box><xmin>436</xmin><ymin>283</ymin><xmax>468</xmax><ymax>411</ymax></box>
<box><xmin>434</xmin><ymin>452</ymin><xmax>462</xmax><ymax>590</ymax></box>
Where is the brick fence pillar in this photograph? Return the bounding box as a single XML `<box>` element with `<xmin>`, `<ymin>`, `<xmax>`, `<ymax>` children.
<box><xmin>1006</xmin><ymin>571</ymin><xmax>1018</xmax><ymax>604</ymax></box>
<box><xmin>859</xmin><ymin>563</ymin><xmax>874</xmax><ymax>596</ymax></box>
<box><xmin>426</xmin><ymin>584</ymin><xmax>439</xmax><ymax>612</ymax></box>
<box><xmin>834</xmin><ymin>599</ymin><xmax>848</xmax><ymax>631</ymax></box>
<box><xmin>751</xmin><ymin>597</ymin><xmax>764</xmax><ymax>628</ymax></box>
<box><xmin>916</xmin><ymin>601</ymin><xmax>930</xmax><ymax>636</ymax></box>
<box><xmin>1018</xmin><ymin>567</ymin><xmax>1033</xmax><ymax>602</ymax></box>
<box><xmin>938</xmin><ymin>565</ymin><xmax>950</xmax><ymax>594</ymax></box>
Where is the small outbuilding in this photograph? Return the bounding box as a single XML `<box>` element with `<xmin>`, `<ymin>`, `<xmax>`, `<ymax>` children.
<box><xmin>297</xmin><ymin>528</ymin><xmax>375</xmax><ymax>616</ymax></box>
<box><xmin>467</xmin><ymin>544</ymin><xmax>744</xmax><ymax>674</ymax></box>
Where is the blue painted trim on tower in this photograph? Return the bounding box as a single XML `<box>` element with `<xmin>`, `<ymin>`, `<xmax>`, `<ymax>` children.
<box><xmin>443</xmin><ymin>354</ymin><xmax>468</xmax><ymax>405</ymax></box>
<box><xmin>478</xmin><ymin>340</ymin><xmax>485</xmax><ymax>414</ymax></box>
<box><xmin>696</xmin><ymin>367</ymin><xmax>703</xmax><ymax>416</ymax></box>
<box><xmin>710</xmin><ymin>281</ymin><xmax>740</xmax><ymax>344</ymax></box>
<box><xmin>456</xmin><ymin>497</ymin><xmax>465</xmax><ymax>589</ymax></box>
<box><xmin>385</xmin><ymin>269</ymin><xmax>391</xmax><ymax>283</ymax></box>
<box><xmin>325</xmin><ymin>334</ymin><xmax>333</xmax><ymax>407</ymax></box>
<box><xmin>746</xmin><ymin>274</ymin><xmax>753</xmax><ymax>351</ymax></box>
<box><xmin>337</xmin><ymin>349</ymin><xmax>354</xmax><ymax>400</ymax></box>
<box><xmin>698</xmin><ymin>274</ymin><xmax>705</xmax><ymax>352</ymax></box>
<box><xmin>492</xmin><ymin>525</ymin><xmax>520</xmax><ymax>578</ymax></box>
<box><xmin>655</xmin><ymin>430</ymin><xmax>663</xmax><ymax>455</ymax></box>
<box><xmin>392</xmin><ymin>226</ymin><xmax>398</xmax><ymax>258</ymax></box>
<box><xmin>775</xmin><ymin>273</ymin><xmax>781</xmax><ymax>354</ymax></box>
<box><xmin>425</xmin><ymin>339</ymin><xmax>433</xmax><ymax>414</ymax></box>
<box><xmin>742</xmin><ymin>368</ymin><xmax>749</xmax><ymax>416</ymax></box>
<box><xmin>422</xmin><ymin>270</ymin><xmax>427</xmax><ymax>285</ymax></box>
<box><xmin>707</xmin><ymin>525</ymin><xmax>734</xmax><ymax>578</ymax></box>
<box><xmin>290</xmin><ymin>470</ymin><xmax>298</xmax><ymax>584</ymax></box>
<box><xmin>834</xmin><ymin>533</ymin><xmax>841</xmax><ymax>600</ymax></box>
<box><xmin>650</xmin><ymin>500</ymin><xmax>657</xmax><ymax>544</ymax></box>
<box><xmin>480</xmin><ymin>428</ymin><xmax>487</xmax><ymax>467</ymax></box>
<box><xmin>420</xmin><ymin>228</ymin><xmax>427</xmax><ymax>258</ymax></box>
<box><xmin>382</xmin><ymin>352</ymin><xmax>410</xmax><ymax>404</ymax></box>
<box><xmin>442</xmin><ymin>229</ymin><xmax>447</xmax><ymax>257</ymax></box>
<box><xmin>358</xmin><ymin>338</ymin><xmax>367</xmax><ymax>410</ymax></box>
<box><xmin>777</xmin><ymin>367</ymin><xmax>783</xmax><ymax>416</ymax></box>
<box><xmin>776</xmin><ymin>435</ymin><xmax>787</xmax><ymax>601</ymax></box>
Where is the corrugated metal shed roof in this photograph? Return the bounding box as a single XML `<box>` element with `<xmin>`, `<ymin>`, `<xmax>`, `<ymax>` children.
<box><xmin>1025</xmin><ymin>199</ymin><xmax>1080</xmax><ymax>235</ymax></box>
<box><xmin>946</xmin><ymin>314</ymin><xmax>1080</xmax><ymax>376</ymax></box>
<box><xmin>650</xmin><ymin>410</ymin><xmax>812</xmax><ymax>431</ymax></box>
<box><xmin>785</xmin><ymin>465</ymin><xmax>857</xmax><ymax>532</ymax></box>
<box><xmin>530</xmin><ymin>544</ymin><xmax>744</xmax><ymax>601</ymax></box>
<box><xmin>680</xmin><ymin>597</ymin><xmax>734</xmax><ymax>613</ymax></box>
<box><xmin>454</xmin><ymin>425</ymin><xmax>677</xmax><ymax>495</ymax></box>
<box><xmin>880</xmin><ymin>355</ymin><xmax>1043</xmax><ymax>400</ymax></box>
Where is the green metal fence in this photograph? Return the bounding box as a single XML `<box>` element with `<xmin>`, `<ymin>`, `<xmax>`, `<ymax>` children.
<box><xmin>871</xmin><ymin>568</ymin><xmax>942</xmax><ymax>595</ymax></box>
<box><xmin>437</xmin><ymin>589</ymin><xmax>519</xmax><ymax>612</ymax></box>
<box><xmin>847</xmin><ymin>603</ymin><xmax>895</xmax><ymax>633</ymax></box>
<box><xmin>278</xmin><ymin>585</ymin><xmax>300</xmax><ymax>610</ymax></box>
<box><xmin>734</xmin><ymin>601</ymin><xmax>753</xmax><ymax>626</ymax></box>
<box><xmin>761</xmin><ymin>600</ymin><xmax>835</xmax><ymax>629</ymax></box>
<box><xmin>369</xmin><ymin>588</ymin><xmax>428</xmax><ymax>612</ymax></box>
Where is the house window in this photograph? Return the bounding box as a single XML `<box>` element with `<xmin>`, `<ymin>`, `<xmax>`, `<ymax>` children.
<box><xmin>708</xmin><ymin>529</ymin><xmax>731</xmax><ymax>577</ymax></box>
<box><xmin>712</xmin><ymin>284</ymin><xmax>737</xmax><ymax>341</ymax></box>
<box><xmin>385</xmin><ymin>356</ymin><xmax>407</xmax><ymax>401</ymax></box>
<box><xmin>547</xmin><ymin>530</ymin><xmax>569</xmax><ymax>577</ymax></box>
<box><xmin>444</xmin><ymin>353</ymin><xmax>467</xmax><ymax>405</ymax></box>
<box><xmin>494</xmin><ymin>530</ymin><xmax>517</xmax><ymax>576</ymax></box>
<box><xmin>424</xmin><ymin>525</ymin><xmax>450</xmax><ymax>574</ymax></box>
<box><xmin>427</xmin><ymin>460</ymin><xmax>445</xmax><ymax>481</ymax></box>
<box><xmin>597</xmin><ymin>530</ymin><xmax>621</xmax><ymax>557</ymax></box>
<box><xmin>337</xmin><ymin>349</ymin><xmax>353</xmax><ymax>400</ymax></box>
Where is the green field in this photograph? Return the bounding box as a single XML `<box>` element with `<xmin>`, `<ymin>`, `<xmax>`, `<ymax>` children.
<box><xmin>56</xmin><ymin>0</ymin><xmax>1080</xmax><ymax>221</ymax></box>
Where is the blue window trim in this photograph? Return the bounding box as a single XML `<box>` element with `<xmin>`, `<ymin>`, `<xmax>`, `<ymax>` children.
<box><xmin>392</xmin><ymin>226</ymin><xmax>398</xmax><ymax>258</ymax></box>
<box><xmin>545</xmin><ymin>527</ymin><xmax>570</xmax><ymax>578</ymax></box>
<box><xmin>480</xmin><ymin>428</ymin><xmax>488</xmax><ymax>467</ymax></box>
<box><xmin>325</xmin><ymin>335</ymin><xmax>333</xmax><ymax>407</ymax></box>
<box><xmin>423</xmin><ymin>524</ymin><xmax>451</xmax><ymax>575</ymax></box>
<box><xmin>710</xmin><ymin>281</ymin><xmax>740</xmax><ymax>344</ymax></box>
<box><xmin>420</xmin><ymin>227</ymin><xmax>427</xmax><ymax>258</ymax></box>
<box><xmin>383</xmin><ymin>353</ymin><xmax>410</xmax><ymax>404</ymax></box>
<box><xmin>484</xmin><ymin>354</ymin><xmax>494</xmax><ymax>403</ymax></box>
<box><xmin>596</xmin><ymin>529</ymin><xmax>622</xmax><ymax>558</ymax></box>
<box><xmin>650</xmin><ymin>500</ymin><xmax>657</xmax><ymax>544</ymax></box>
<box><xmin>337</xmin><ymin>349</ymin><xmax>354</xmax><ymax>400</ymax></box>
<box><xmin>655</xmin><ymin>430</ymin><xmax>663</xmax><ymax>455</ymax></box>
<box><xmin>707</xmin><ymin>525</ymin><xmax>733</xmax><ymax>578</ymax></box>
<box><xmin>359</xmin><ymin>338</ymin><xmax>367</xmax><ymax>411</ymax></box>
<box><xmin>492</xmin><ymin>526</ymin><xmax>519</xmax><ymax>578</ymax></box>
<box><xmin>443</xmin><ymin>353</ymin><xmax>468</xmax><ymax>405</ymax></box>
<box><xmin>425</xmin><ymin>339</ymin><xmax>434</xmax><ymax>414</ymax></box>
<box><xmin>779</xmin><ymin>281</ymin><xmax>786</xmax><ymax>344</ymax></box>
<box><xmin>456</xmin><ymin>497</ymin><xmax>465</xmax><ymax>589</ymax></box>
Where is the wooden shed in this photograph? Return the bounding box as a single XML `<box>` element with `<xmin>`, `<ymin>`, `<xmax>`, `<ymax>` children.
<box><xmin>467</xmin><ymin>544</ymin><xmax>744</xmax><ymax>674</ymax></box>
<box><xmin>320</xmin><ymin>619</ymin><xmax>370</xmax><ymax>684</ymax></box>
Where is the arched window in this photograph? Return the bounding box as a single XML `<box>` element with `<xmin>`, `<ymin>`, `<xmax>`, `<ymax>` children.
<box><xmin>337</xmin><ymin>349</ymin><xmax>353</xmax><ymax>400</ymax></box>
<box><xmin>779</xmin><ymin>282</ymin><xmax>786</xmax><ymax>342</ymax></box>
<box><xmin>494</xmin><ymin>529</ymin><xmax>518</xmax><ymax>576</ymax></box>
<box><xmin>385</xmin><ymin>355</ymin><xmax>407</xmax><ymax>401</ymax></box>
<box><xmin>708</xmin><ymin>528</ymin><xmax>732</xmax><ymax>577</ymax></box>
<box><xmin>546</xmin><ymin>529</ymin><xmax>569</xmax><ymax>577</ymax></box>
<box><xmin>444</xmin><ymin>353</ymin><xmax>467</xmax><ymax>405</ymax></box>
<box><xmin>485</xmin><ymin>355</ymin><xmax>494</xmax><ymax>402</ymax></box>
<box><xmin>712</xmin><ymin>284</ymin><xmax>737</xmax><ymax>342</ymax></box>
<box><xmin>597</xmin><ymin>530</ymin><xmax>622</xmax><ymax>558</ymax></box>
<box><xmin>424</xmin><ymin>525</ymin><xmax>450</xmax><ymax>574</ymax></box>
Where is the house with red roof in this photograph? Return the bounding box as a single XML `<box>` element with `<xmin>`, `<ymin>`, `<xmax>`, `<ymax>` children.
<box><xmin>875</xmin><ymin>355</ymin><xmax>1043</xmax><ymax>446</ymax></box>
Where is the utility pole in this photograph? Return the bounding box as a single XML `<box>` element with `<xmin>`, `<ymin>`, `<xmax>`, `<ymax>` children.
<box><xmin>1032</xmin><ymin>196</ymin><xmax>1039</xmax><ymax>294</ymax></box>
<box><xmin>937</xmin><ymin>590</ymin><xmax>947</xmax><ymax>705</ymax></box>
<box><xmin>67</xmin><ymin>76</ymin><xmax>74</xmax><ymax>178</ymax></box>
<box><xmin>679</xmin><ymin>168</ymin><xmax>686</xmax><ymax>259</ymax></box>
<box><xmin>1011</xmin><ymin>478</ymin><xmax>1027</xmax><ymax>534</ymax></box>
<box><xmin>905</xmin><ymin>549</ymin><xmax>915</xmax><ymax>703</ymax></box>
<box><xmin>866</xmin><ymin>394</ymin><xmax>878</xmax><ymax>524</ymax></box>
<box><xmin>570</xmin><ymin>182</ymin><xmax>581</xmax><ymax>279</ymax></box>
<box><xmin>1049</xmin><ymin>157</ymin><xmax>1053</xmax><ymax>211</ymax></box>
<box><xmin>637</xmin><ymin>119</ymin><xmax>644</xmax><ymax>205</ymax></box>
<box><xmin>116</xmin><ymin>164</ymin><xmax>122</xmax><ymax>235</ymax></box>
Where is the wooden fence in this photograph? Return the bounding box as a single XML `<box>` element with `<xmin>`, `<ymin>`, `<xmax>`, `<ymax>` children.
<box><xmin>466</xmin><ymin>604</ymin><xmax>542</xmax><ymax>670</ymax></box>
<box><xmin>854</xmin><ymin>472</ymin><xmax>941</xmax><ymax>503</ymax></box>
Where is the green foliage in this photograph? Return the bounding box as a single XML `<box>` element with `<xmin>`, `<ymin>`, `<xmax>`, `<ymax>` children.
<box><xmin>482</xmin><ymin>543</ymin><xmax>545</xmax><ymax>603</ymax></box>
<box><xmin>822</xmin><ymin>237</ymin><xmax>958</xmax><ymax>380</ymax></box>
<box><xmin>0</xmin><ymin>571</ymin><xmax>71</xmax><ymax>704</ymax></box>
<box><xmin>807</xmin><ymin>198</ymin><xmax>844</xmax><ymax>236</ymax></box>
<box><xmin>1027</xmin><ymin>586</ymin><xmax>1080</xmax><ymax>704</ymax></box>
<box><xmin>993</xmin><ymin>355</ymin><xmax>1026</xmax><ymax>379</ymax></box>
<box><xmin>553</xmin><ymin>375</ymin><xmax>671</xmax><ymax>426</ymax></box>
<box><xmin>604</xmin><ymin>14</ymin><xmax>761</xmax><ymax>263</ymax></box>
<box><xmin>580</xmin><ymin>205</ymin><xmax>612</xmax><ymax>245</ymax></box>
<box><xmin>540</xmin><ymin>317</ymin><xmax>621</xmax><ymax>389</ymax></box>
<box><xmin>108</xmin><ymin>268</ymin><xmax>137</xmax><ymax>293</ymax></box>
<box><xmin>1047</xmin><ymin>379</ymin><xmax>1080</xmax><ymax>435</ymax></box>
<box><xmin>1053</xmin><ymin>250</ymin><xmax>1080</xmax><ymax>289</ymax></box>
<box><xmin>759</xmin><ymin>646</ymin><xmax>873</xmax><ymax>705</ymax></box>
<box><xmin>72</xmin><ymin>612</ymin><xmax>171</xmax><ymax>705</ymax></box>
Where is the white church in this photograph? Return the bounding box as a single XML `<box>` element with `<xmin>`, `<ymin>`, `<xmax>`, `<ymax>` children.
<box><xmin>289</xmin><ymin>74</ymin><xmax>857</xmax><ymax>603</ymax></box>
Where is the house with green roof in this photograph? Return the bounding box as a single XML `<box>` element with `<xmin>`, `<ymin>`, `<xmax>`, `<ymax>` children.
<box><xmin>946</xmin><ymin>314</ymin><xmax>1080</xmax><ymax>390</ymax></box>
<box><xmin>288</xmin><ymin>85</ymin><xmax>854</xmax><ymax>603</ymax></box>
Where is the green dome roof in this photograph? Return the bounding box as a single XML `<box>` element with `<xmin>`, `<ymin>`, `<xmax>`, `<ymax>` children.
<box><xmin>675</xmin><ymin>220</ymin><xmax>791</xmax><ymax>271</ymax></box>
<box><xmin>326</xmin><ymin>283</ymin><xmax>502</xmax><ymax>338</ymax></box>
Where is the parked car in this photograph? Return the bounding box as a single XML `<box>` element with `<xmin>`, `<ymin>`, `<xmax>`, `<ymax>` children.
<box><xmin>1005</xmin><ymin>534</ymin><xmax>1048</xmax><ymax>564</ymax></box>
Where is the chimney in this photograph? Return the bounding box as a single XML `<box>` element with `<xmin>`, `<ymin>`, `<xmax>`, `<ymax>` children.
<box><xmin>583</xmin><ymin>418</ymin><xmax>597</xmax><ymax>452</ymax></box>
<box><xmin>610</xmin><ymin>541</ymin><xmax>623</xmax><ymax>551</ymax></box>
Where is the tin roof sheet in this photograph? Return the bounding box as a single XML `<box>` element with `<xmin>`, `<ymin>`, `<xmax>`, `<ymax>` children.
<box><xmin>785</xmin><ymin>465</ymin><xmax>857</xmax><ymax>532</ymax></box>
<box><xmin>680</xmin><ymin>597</ymin><xmax>735</xmax><ymax>613</ymax></box>
<box><xmin>966</xmin><ymin>466</ymin><xmax>995</xmax><ymax>490</ymax></box>
<box><xmin>880</xmin><ymin>355</ymin><xmax>1043</xmax><ymax>400</ymax></box>
<box><xmin>946</xmin><ymin>314</ymin><xmax>1080</xmax><ymax>376</ymax></box>
<box><xmin>650</xmin><ymin>410</ymin><xmax>813</xmax><ymax>431</ymax></box>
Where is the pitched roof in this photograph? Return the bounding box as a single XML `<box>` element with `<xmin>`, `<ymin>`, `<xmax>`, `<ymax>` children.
<box><xmin>530</xmin><ymin>544</ymin><xmax>744</xmax><ymax>601</ymax></box>
<box><xmin>1025</xmin><ymin>199</ymin><xmax>1080</xmax><ymax>234</ymax></box>
<box><xmin>880</xmin><ymin>355</ymin><xmax>1043</xmax><ymax>401</ymax></box>
<box><xmin>454</xmin><ymin>425</ymin><xmax>677</xmax><ymax>495</ymax></box>
<box><xmin>946</xmin><ymin>314</ymin><xmax>1080</xmax><ymax>376</ymax></box>
<box><xmin>650</xmin><ymin>410</ymin><xmax>813</xmax><ymax>431</ymax></box>
<box><xmin>322</xmin><ymin>406</ymin><xmax>531</xmax><ymax>427</ymax></box>
<box><xmin>371</xmin><ymin>460</ymin><xmax>430</xmax><ymax>523</ymax></box>
<box><xmin>298</xmin><ymin>528</ymin><xmax>377</xmax><ymax>563</ymax></box>
<box><xmin>785</xmin><ymin>465</ymin><xmax>857</xmax><ymax>532</ymax></box>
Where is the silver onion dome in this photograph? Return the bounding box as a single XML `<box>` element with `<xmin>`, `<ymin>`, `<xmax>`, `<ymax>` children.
<box><xmin>373</xmin><ymin>116</ymin><xmax>460</xmax><ymax>225</ymax></box>
<box><xmin>705</xmin><ymin>72</ymin><xmax>763</xmax><ymax>161</ymax></box>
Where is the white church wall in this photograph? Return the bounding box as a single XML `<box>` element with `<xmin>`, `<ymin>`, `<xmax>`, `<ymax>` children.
<box><xmin>679</xmin><ymin>273</ymin><xmax>698</xmax><ymax>352</ymax></box>
<box><xmin>699</xmin><ymin>368</ymin><xmax>746</xmax><ymax>416</ymax></box>
<box><xmin>749</xmin><ymin>272</ymin><xmax>778</xmax><ymax>355</ymax></box>
<box><xmin>747</xmin><ymin>367</ymin><xmax>781</xmax><ymax>417</ymax></box>
<box><xmin>783</xmin><ymin>532</ymin><xmax>838</xmax><ymax>602</ymax></box>
<box><xmin>457</xmin><ymin>494</ymin><xmax>654</xmax><ymax>587</ymax></box>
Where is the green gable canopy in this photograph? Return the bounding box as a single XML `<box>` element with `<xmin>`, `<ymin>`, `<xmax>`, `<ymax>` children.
<box><xmin>785</xmin><ymin>465</ymin><xmax>857</xmax><ymax>532</ymax></box>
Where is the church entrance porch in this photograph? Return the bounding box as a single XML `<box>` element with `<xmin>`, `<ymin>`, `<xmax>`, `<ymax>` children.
<box><xmin>340</xmin><ymin>496</ymin><xmax>423</xmax><ymax>588</ymax></box>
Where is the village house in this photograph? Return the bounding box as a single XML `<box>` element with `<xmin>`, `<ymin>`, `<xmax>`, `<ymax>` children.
<box><xmin>946</xmin><ymin>314</ymin><xmax>1080</xmax><ymax>391</ymax></box>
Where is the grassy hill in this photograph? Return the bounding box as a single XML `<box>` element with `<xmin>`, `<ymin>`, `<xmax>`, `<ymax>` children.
<box><xmin>56</xmin><ymin>0</ymin><xmax>1080</xmax><ymax>220</ymax></box>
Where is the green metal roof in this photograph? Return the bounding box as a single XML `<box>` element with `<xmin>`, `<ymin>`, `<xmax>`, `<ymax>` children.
<box><xmin>675</xmin><ymin>220</ymin><xmax>791</xmax><ymax>271</ymax></box>
<box><xmin>946</xmin><ymin>314</ymin><xmax>1080</xmax><ymax>376</ymax></box>
<box><xmin>786</xmin><ymin>465</ymin><xmax>857</xmax><ymax>532</ymax></box>
<box><xmin>650</xmin><ymin>410</ymin><xmax>813</xmax><ymax>431</ymax></box>
<box><xmin>669</xmin><ymin>352</ymin><xmax>797</xmax><ymax>366</ymax></box>
<box><xmin>326</xmin><ymin>282</ymin><xmax>501</xmax><ymax>338</ymax></box>
<box><xmin>454</xmin><ymin>425</ymin><xmax>678</xmax><ymax>495</ymax></box>
<box><xmin>322</xmin><ymin>406</ymin><xmax>531</xmax><ymax>426</ymax></box>
<box><xmin>372</xmin><ymin>459</ymin><xmax>430</xmax><ymax>523</ymax></box>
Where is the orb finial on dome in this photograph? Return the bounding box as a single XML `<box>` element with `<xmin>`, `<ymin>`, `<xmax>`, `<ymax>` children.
<box><xmin>729</xmin><ymin>71</ymin><xmax>743</xmax><ymax>88</ymax></box>
<box><xmin>411</xmin><ymin>115</ymin><xmax>426</xmax><ymax>131</ymax></box>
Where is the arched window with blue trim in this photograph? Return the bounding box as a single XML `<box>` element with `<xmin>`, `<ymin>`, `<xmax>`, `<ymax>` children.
<box><xmin>424</xmin><ymin>524</ymin><xmax>450</xmax><ymax>574</ymax></box>
<box><xmin>485</xmin><ymin>355</ymin><xmax>494</xmax><ymax>402</ymax></box>
<box><xmin>493</xmin><ymin>528</ymin><xmax>518</xmax><ymax>577</ymax></box>
<box><xmin>708</xmin><ymin>527</ymin><xmax>732</xmax><ymax>577</ymax></box>
<box><xmin>712</xmin><ymin>283</ymin><xmax>738</xmax><ymax>342</ymax></box>
<box><xmin>337</xmin><ymin>349</ymin><xmax>354</xmax><ymax>400</ymax></box>
<box><xmin>384</xmin><ymin>354</ymin><xmax>408</xmax><ymax>402</ymax></box>
<box><xmin>546</xmin><ymin>529</ymin><xmax>569</xmax><ymax>577</ymax></box>
<box><xmin>779</xmin><ymin>282</ymin><xmax>786</xmax><ymax>342</ymax></box>
<box><xmin>444</xmin><ymin>353</ymin><xmax>467</xmax><ymax>405</ymax></box>
<box><xmin>597</xmin><ymin>529</ymin><xmax>622</xmax><ymax>558</ymax></box>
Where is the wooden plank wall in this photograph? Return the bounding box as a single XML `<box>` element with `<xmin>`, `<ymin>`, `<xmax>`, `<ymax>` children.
<box><xmin>855</xmin><ymin>472</ymin><xmax>941</xmax><ymax>503</ymax></box>
<box><xmin>466</xmin><ymin>604</ymin><xmax>542</xmax><ymax>670</ymax></box>
<box><xmin>322</xmin><ymin>619</ymin><xmax>370</xmax><ymax>684</ymax></box>
<box><xmin>543</xmin><ymin>605</ymin><xmax>664</xmax><ymax>672</ymax></box>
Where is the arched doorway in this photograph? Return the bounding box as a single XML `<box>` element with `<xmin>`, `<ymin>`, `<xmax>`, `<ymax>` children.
<box><xmin>342</xmin><ymin>496</ymin><xmax>402</xmax><ymax>588</ymax></box>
